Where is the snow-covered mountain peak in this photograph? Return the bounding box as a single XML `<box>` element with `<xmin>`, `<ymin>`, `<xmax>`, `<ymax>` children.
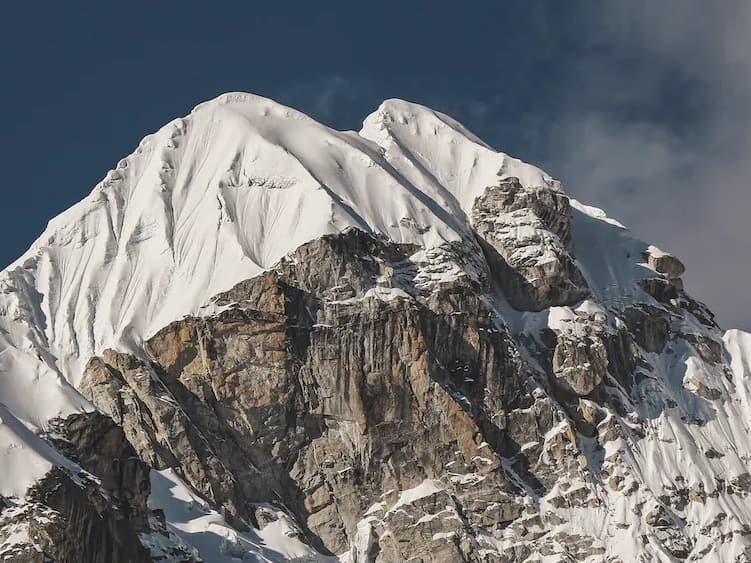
<box><xmin>190</xmin><ymin>91</ymin><xmax>315</xmax><ymax>121</ymax></box>
<box><xmin>2</xmin><ymin>92</ymin><xmax>551</xmax><ymax>428</ymax></box>
<box><xmin>0</xmin><ymin>92</ymin><xmax>699</xmax><ymax>432</ymax></box>
<box><xmin>363</xmin><ymin>97</ymin><xmax>495</xmax><ymax>149</ymax></box>
<box><xmin>360</xmin><ymin>97</ymin><xmax>558</xmax><ymax>214</ymax></box>
<box><xmin>3</xmin><ymin>92</ymin><xmax>751</xmax><ymax>562</ymax></box>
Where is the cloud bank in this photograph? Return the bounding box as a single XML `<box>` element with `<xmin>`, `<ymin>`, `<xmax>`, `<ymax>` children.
<box><xmin>541</xmin><ymin>1</ymin><xmax>751</xmax><ymax>329</ymax></box>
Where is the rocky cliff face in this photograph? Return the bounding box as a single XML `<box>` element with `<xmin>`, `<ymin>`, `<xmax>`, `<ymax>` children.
<box><xmin>70</xmin><ymin>220</ymin><xmax>751</xmax><ymax>561</ymax></box>
<box><xmin>1</xmin><ymin>93</ymin><xmax>751</xmax><ymax>562</ymax></box>
<box><xmin>78</xmin><ymin>230</ymin><xmax>528</xmax><ymax>560</ymax></box>
<box><xmin>0</xmin><ymin>413</ymin><xmax>153</xmax><ymax>563</ymax></box>
<box><xmin>471</xmin><ymin>177</ymin><xmax>589</xmax><ymax>311</ymax></box>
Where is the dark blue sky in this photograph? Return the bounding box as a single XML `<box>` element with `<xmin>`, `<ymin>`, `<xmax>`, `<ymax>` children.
<box><xmin>2</xmin><ymin>2</ymin><xmax>748</xmax><ymax>328</ymax></box>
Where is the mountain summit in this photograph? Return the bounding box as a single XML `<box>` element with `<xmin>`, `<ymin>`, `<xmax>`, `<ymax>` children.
<box><xmin>1</xmin><ymin>93</ymin><xmax>750</xmax><ymax>562</ymax></box>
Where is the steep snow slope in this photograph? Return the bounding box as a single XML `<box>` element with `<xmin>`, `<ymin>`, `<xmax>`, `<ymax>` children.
<box><xmin>726</xmin><ymin>329</ymin><xmax>751</xmax><ymax>417</ymax></box>
<box><xmin>0</xmin><ymin>404</ymin><xmax>78</xmax><ymax>498</ymax></box>
<box><xmin>360</xmin><ymin>98</ymin><xmax>556</xmax><ymax>216</ymax></box>
<box><xmin>146</xmin><ymin>469</ymin><xmax>333</xmax><ymax>562</ymax></box>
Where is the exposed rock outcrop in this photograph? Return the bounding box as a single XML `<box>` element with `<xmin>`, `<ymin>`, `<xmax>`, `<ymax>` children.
<box><xmin>551</xmin><ymin>333</ymin><xmax>608</xmax><ymax>395</ymax></box>
<box><xmin>47</xmin><ymin>411</ymin><xmax>151</xmax><ymax>530</ymax></box>
<box><xmin>619</xmin><ymin>303</ymin><xmax>671</xmax><ymax>353</ymax></box>
<box><xmin>0</xmin><ymin>469</ymin><xmax>151</xmax><ymax>563</ymax></box>
<box><xmin>471</xmin><ymin>178</ymin><xmax>589</xmax><ymax>311</ymax></box>
<box><xmin>69</xmin><ymin>221</ymin><xmax>751</xmax><ymax>560</ymax></box>
<box><xmin>645</xmin><ymin>246</ymin><xmax>686</xmax><ymax>280</ymax></box>
<box><xmin>79</xmin><ymin>232</ymin><xmax>531</xmax><ymax>558</ymax></box>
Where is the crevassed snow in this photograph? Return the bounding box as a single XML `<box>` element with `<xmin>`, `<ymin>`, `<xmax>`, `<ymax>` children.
<box><xmin>362</xmin><ymin>286</ymin><xmax>411</xmax><ymax>301</ymax></box>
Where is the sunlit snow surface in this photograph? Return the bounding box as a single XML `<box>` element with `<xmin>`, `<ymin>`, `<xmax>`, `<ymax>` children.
<box><xmin>145</xmin><ymin>469</ymin><xmax>331</xmax><ymax>562</ymax></box>
<box><xmin>0</xmin><ymin>403</ymin><xmax>77</xmax><ymax>498</ymax></box>
<box><xmin>0</xmin><ymin>92</ymin><xmax>750</xmax><ymax>561</ymax></box>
